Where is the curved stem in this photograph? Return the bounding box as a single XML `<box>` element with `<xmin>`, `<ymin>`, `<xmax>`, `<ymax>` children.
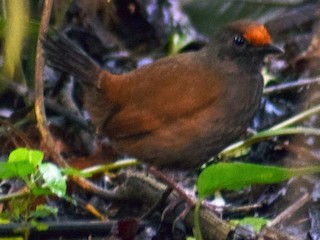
<box><xmin>221</xmin><ymin>126</ymin><xmax>320</xmax><ymax>157</ymax></box>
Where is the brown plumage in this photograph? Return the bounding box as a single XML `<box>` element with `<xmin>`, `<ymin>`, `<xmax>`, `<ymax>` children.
<box><xmin>43</xmin><ymin>20</ymin><xmax>282</xmax><ymax>169</ymax></box>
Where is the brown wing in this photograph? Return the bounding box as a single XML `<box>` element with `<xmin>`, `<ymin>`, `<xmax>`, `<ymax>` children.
<box><xmin>98</xmin><ymin>50</ymin><xmax>224</xmax><ymax>139</ymax></box>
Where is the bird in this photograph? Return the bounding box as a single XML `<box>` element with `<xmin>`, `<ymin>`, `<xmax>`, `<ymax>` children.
<box><xmin>42</xmin><ymin>20</ymin><xmax>282</xmax><ymax>169</ymax></box>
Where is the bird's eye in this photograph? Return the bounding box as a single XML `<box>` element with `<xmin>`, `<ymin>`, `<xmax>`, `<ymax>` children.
<box><xmin>233</xmin><ymin>35</ymin><xmax>245</xmax><ymax>47</ymax></box>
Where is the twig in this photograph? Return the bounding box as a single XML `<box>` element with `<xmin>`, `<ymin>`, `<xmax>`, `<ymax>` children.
<box><xmin>0</xmin><ymin>119</ymin><xmax>33</xmax><ymax>148</ymax></box>
<box><xmin>221</xmin><ymin>104</ymin><xmax>320</xmax><ymax>157</ymax></box>
<box><xmin>35</xmin><ymin>0</ymin><xmax>67</xmax><ymax>167</ymax></box>
<box><xmin>7</xmin><ymin>81</ymin><xmax>91</xmax><ymax>131</ymax></box>
<box><xmin>35</xmin><ymin>0</ymin><xmax>118</xmax><ymax>218</ymax></box>
<box><xmin>80</xmin><ymin>159</ymin><xmax>140</xmax><ymax>176</ymax></box>
<box><xmin>270</xmin><ymin>104</ymin><xmax>320</xmax><ymax>130</ymax></box>
<box><xmin>70</xmin><ymin>176</ymin><xmax>119</xmax><ymax>200</ymax></box>
<box><xmin>263</xmin><ymin>77</ymin><xmax>320</xmax><ymax>95</ymax></box>
<box><xmin>269</xmin><ymin>193</ymin><xmax>311</xmax><ymax>227</ymax></box>
<box><xmin>0</xmin><ymin>186</ymin><xmax>29</xmax><ymax>202</ymax></box>
<box><xmin>44</xmin><ymin>98</ymin><xmax>91</xmax><ymax>130</ymax></box>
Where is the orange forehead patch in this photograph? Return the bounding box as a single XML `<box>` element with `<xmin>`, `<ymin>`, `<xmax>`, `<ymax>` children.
<box><xmin>243</xmin><ymin>24</ymin><xmax>271</xmax><ymax>46</ymax></box>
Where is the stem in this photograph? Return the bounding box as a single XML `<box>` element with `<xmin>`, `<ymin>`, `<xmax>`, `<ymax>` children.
<box><xmin>81</xmin><ymin>159</ymin><xmax>140</xmax><ymax>176</ymax></box>
<box><xmin>35</xmin><ymin>0</ymin><xmax>67</xmax><ymax>167</ymax></box>
<box><xmin>270</xmin><ymin>104</ymin><xmax>320</xmax><ymax>130</ymax></box>
<box><xmin>0</xmin><ymin>186</ymin><xmax>29</xmax><ymax>202</ymax></box>
<box><xmin>221</xmin><ymin>127</ymin><xmax>320</xmax><ymax>157</ymax></box>
<box><xmin>194</xmin><ymin>199</ymin><xmax>203</xmax><ymax>240</ymax></box>
<box><xmin>289</xmin><ymin>165</ymin><xmax>320</xmax><ymax>178</ymax></box>
<box><xmin>221</xmin><ymin>103</ymin><xmax>320</xmax><ymax>157</ymax></box>
<box><xmin>263</xmin><ymin>77</ymin><xmax>320</xmax><ymax>95</ymax></box>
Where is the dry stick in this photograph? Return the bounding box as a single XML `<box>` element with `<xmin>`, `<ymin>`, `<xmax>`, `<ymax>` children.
<box><xmin>34</xmin><ymin>0</ymin><xmax>118</xmax><ymax>217</ymax></box>
<box><xmin>268</xmin><ymin>193</ymin><xmax>311</xmax><ymax>227</ymax></box>
<box><xmin>7</xmin><ymin>80</ymin><xmax>91</xmax><ymax>130</ymax></box>
<box><xmin>258</xmin><ymin>193</ymin><xmax>312</xmax><ymax>240</ymax></box>
<box><xmin>0</xmin><ymin>119</ymin><xmax>33</xmax><ymax>148</ymax></box>
<box><xmin>146</xmin><ymin>169</ymin><xmax>232</xmax><ymax>240</ymax></box>
<box><xmin>35</xmin><ymin>0</ymin><xmax>66</xmax><ymax>167</ymax></box>
<box><xmin>0</xmin><ymin>186</ymin><xmax>30</xmax><ymax>202</ymax></box>
<box><xmin>263</xmin><ymin>77</ymin><xmax>320</xmax><ymax>95</ymax></box>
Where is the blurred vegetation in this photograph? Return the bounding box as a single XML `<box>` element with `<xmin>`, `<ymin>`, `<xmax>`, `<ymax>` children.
<box><xmin>182</xmin><ymin>0</ymin><xmax>316</xmax><ymax>35</ymax></box>
<box><xmin>0</xmin><ymin>0</ymin><xmax>42</xmax><ymax>93</ymax></box>
<box><xmin>1</xmin><ymin>0</ymin><xmax>29</xmax><ymax>91</ymax></box>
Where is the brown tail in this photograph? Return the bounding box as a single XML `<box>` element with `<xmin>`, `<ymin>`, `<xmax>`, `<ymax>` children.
<box><xmin>42</xmin><ymin>33</ymin><xmax>101</xmax><ymax>86</ymax></box>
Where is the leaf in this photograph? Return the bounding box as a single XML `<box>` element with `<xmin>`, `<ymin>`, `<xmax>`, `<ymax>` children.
<box><xmin>31</xmin><ymin>187</ymin><xmax>52</xmax><ymax>196</ymax></box>
<box><xmin>28</xmin><ymin>150</ymin><xmax>44</xmax><ymax>167</ymax></box>
<box><xmin>197</xmin><ymin>162</ymin><xmax>292</xmax><ymax>198</ymax></box>
<box><xmin>8</xmin><ymin>148</ymin><xmax>29</xmax><ymax>162</ymax></box>
<box><xmin>230</xmin><ymin>217</ymin><xmax>269</xmax><ymax>232</ymax></box>
<box><xmin>0</xmin><ymin>162</ymin><xmax>35</xmax><ymax>179</ymax></box>
<box><xmin>31</xmin><ymin>219</ymin><xmax>49</xmax><ymax>231</ymax></box>
<box><xmin>169</xmin><ymin>32</ymin><xmax>193</xmax><ymax>55</ymax></box>
<box><xmin>8</xmin><ymin>148</ymin><xmax>43</xmax><ymax>167</ymax></box>
<box><xmin>38</xmin><ymin>163</ymin><xmax>66</xmax><ymax>197</ymax></box>
<box><xmin>30</xmin><ymin>205</ymin><xmax>58</xmax><ymax>219</ymax></box>
<box><xmin>0</xmin><ymin>218</ymin><xmax>10</xmax><ymax>224</ymax></box>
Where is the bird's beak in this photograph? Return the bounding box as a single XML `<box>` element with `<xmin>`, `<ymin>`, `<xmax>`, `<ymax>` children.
<box><xmin>260</xmin><ymin>44</ymin><xmax>284</xmax><ymax>55</ymax></box>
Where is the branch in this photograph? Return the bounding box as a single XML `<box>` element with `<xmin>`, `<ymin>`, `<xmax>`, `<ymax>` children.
<box><xmin>34</xmin><ymin>0</ymin><xmax>67</xmax><ymax>167</ymax></box>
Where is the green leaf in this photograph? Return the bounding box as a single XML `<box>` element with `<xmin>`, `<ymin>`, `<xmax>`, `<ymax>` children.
<box><xmin>230</xmin><ymin>217</ymin><xmax>269</xmax><ymax>232</ymax></box>
<box><xmin>38</xmin><ymin>163</ymin><xmax>66</xmax><ymax>197</ymax></box>
<box><xmin>31</xmin><ymin>219</ymin><xmax>49</xmax><ymax>231</ymax></box>
<box><xmin>31</xmin><ymin>187</ymin><xmax>52</xmax><ymax>196</ymax></box>
<box><xmin>169</xmin><ymin>32</ymin><xmax>193</xmax><ymax>55</ymax></box>
<box><xmin>8</xmin><ymin>148</ymin><xmax>43</xmax><ymax>167</ymax></box>
<box><xmin>0</xmin><ymin>162</ymin><xmax>35</xmax><ymax>179</ymax></box>
<box><xmin>8</xmin><ymin>148</ymin><xmax>29</xmax><ymax>162</ymax></box>
<box><xmin>0</xmin><ymin>218</ymin><xmax>10</xmax><ymax>224</ymax></box>
<box><xmin>28</xmin><ymin>150</ymin><xmax>44</xmax><ymax>167</ymax></box>
<box><xmin>197</xmin><ymin>162</ymin><xmax>292</xmax><ymax>198</ymax></box>
<box><xmin>30</xmin><ymin>205</ymin><xmax>58</xmax><ymax>219</ymax></box>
